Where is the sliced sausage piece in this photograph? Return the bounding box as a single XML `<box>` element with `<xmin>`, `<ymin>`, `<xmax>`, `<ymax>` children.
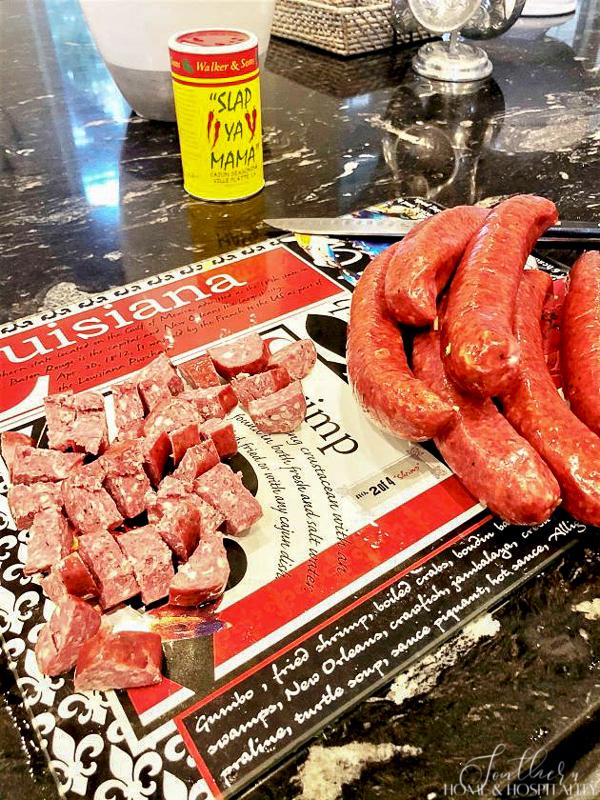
<box><xmin>561</xmin><ymin>251</ymin><xmax>600</xmax><ymax>435</ymax></box>
<box><xmin>68</xmin><ymin>391</ymin><xmax>109</xmax><ymax>455</ymax></box>
<box><xmin>267</xmin><ymin>340</ymin><xmax>317</xmax><ymax>381</ymax></box>
<box><xmin>42</xmin><ymin>390</ymin><xmax>111</xmax><ymax>456</ymax></box>
<box><xmin>194</xmin><ymin>463</ymin><xmax>262</xmax><ymax>535</ymax></box>
<box><xmin>35</xmin><ymin>596</ymin><xmax>101</xmax><ymax>676</ymax></box>
<box><xmin>149</xmin><ymin>476</ymin><xmax>225</xmax><ymax>536</ymax></box>
<box><xmin>39</xmin><ymin>571</ymin><xmax>67</xmax><ymax>603</ymax></box>
<box><xmin>138</xmin><ymin>353</ymin><xmax>184</xmax><ymax>397</ymax></box>
<box><xmin>442</xmin><ymin>195</ymin><xmax>558</xmax><ymax>397</ymax></box>
<box><xmin>154</xmin><ymin>498</ymin><xmax>200</xmax><ymax>561</ymax></box>
<box><xmin>103</xmin><ymin>440</ymin><xmax>153</xmax><ymax>519</ymax></box>
<box><xmin>180</xmin><ymin>353</ymin><xmax>221</xmax><ymax>389</ymax></box>
<box><xmin>24</xmin><ymin>508</ymin><xmax>74</xmax><ymax>575</ymax></box>
<box><xmin>143</xmin><ymin>397</ymin><xmax>200</xmax><ymax>440</ymax></box>
<box><xmin>1</xmin><ymin>431</ymin><xmax>34</xmax><ymax>472</ymax></box>
<box><xmin>11</xmin><ymin>446</ymin><xmax>84</xmax><ymax>485</ymax></box>
<box><xmin>62</xmin><ymin>469</ymin><xmax>123</xmax><ymax>535</ymax></box>
<box><xmin>218</xmin><ymin>385</ymin><xmax>237</xmax><ymax>413</ymax></box>
<box><xmin>247</xmin><ymin>381</ymin><xmax>307</xmax><ymax>433</ymax></box>
<box><xmin>103</xmin><ymin>433</ymin><xmax>144</xmax><ymax>468</ymax></box>
<box><xmin>208</xmin><ymin>333</ymin><xmax>268</xmax><ymax>379</ymax></box>
<box><xmin>169</xmin><ymin>535</ymin><xmax>229</xmax><ymax>606</ymax></box>
<box><xmin>67</xmin><ymin>458</ymin><xmax>106</xmax><ymax>489</ymax></box>
<box><xmin>199</xmin><ymin>419</ymin><xmax>237</xmax><ymax>458</ymax></box>
<box><xmin>192</xmin><ymin>496</ymin><xmax>225</xmax><ymax>537</ymax></box>
<box><xmin>112</xmin><ymin>379</ymin><xmax>145</xmax><ymax>440</ymax></box>
<box><xmin>173</xmin><ymin>440</ymin><xmax>220</xmax><ymax>482</ymax></box>
<box><xmin>181</xmin><ymin>386</ymin><xmax>235</xmax><ymax>418</ymax></box>
<box><xmin>104</xmin><ymin>471</ymin><xmax>152</xmax><ymax>520</ymax></box>
<box><xmin>180</xmin><ymin>389</ymin><xmax>224</xmax><ymax>421</ymax></box>
<box><xmin>8</xmin><ymin>481</ymin><xmax>62</xmax><ymax>529</ymax></box>
<box><xmin>41</xmin><ymin>552</ymin><xmax>99</xmax><ymax>602</ymax></box>
<box><xmin>141</xmin><ymin>431</ymin><xmax>171</xmax><ymax>487</ymax></box>
<box><xmin>72</xmin><ymin>391</ymin><xmax>105</xmax><ymax>413</ymax></box>
<box><xmin>117</xmin><ymin>525</ymin><xmax>174</xmax><ymax>605</ymax></box>
<box><xmin>146</xmin><ymin>476</ymin><xmax>180</xmax><ymax>521</ymax></box>
<box><xmin>44</xmin><ymin>392</ymin><xmax>77</xmax><ymax>451</ymax></box>
<box><xmin>78</xmin><ymin>530</ymin><xmax>140</xmax><ymax>609</ymax></box>
<box><xmin>69</xmin><ymin>411</ymin><xmax>109</xmax><ymax>456</ymax></box>
<box><xmin>347</xmin><ymin>247</ymin><xmax>455</xmax><ymax>441</ymax></box>
<box><xmin>501</xmin><ymin>270</ymin><xmax>600</xmax><ymax>526</ymax></box>
<box><xmin>147</xmin><ymin>488</ymin><xmax>213</xmax><ymax>536</ymax></box>
<box><xmin>384</xmin><ymin>206</ymin><xmax>489</xmax><ymax>327</ymax></box>
<box><xmin>232</xmin><ymin>367</ymin><xmax>291</xmax><ymax>408</ymax></box>
<box><xmin>412</xmin><ymin>328</ymin><xmax>560</xmax><ymax>525</ymax></box>
<box><xmin>169</xmin><ymin>423</ymin><xmax>201</xmax><ymax>466</ymax></box>
<box><xmin>74</xmin><ymin>629</ymin><xmax>163</xmax><ymax>691</ymax></box>
<box><xmin>138</xmin><ymin>378</ymin><xmax>172</xmax><ymax>415</ymax></box>
<box><xmin>59</xmin><ymin>552</ymin><xmax>98</xmax><ymax>597</ymax></box>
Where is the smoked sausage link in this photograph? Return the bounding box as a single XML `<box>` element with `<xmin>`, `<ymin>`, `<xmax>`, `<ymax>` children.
<box><xmin>385</xmin><ymin>205</ymin><xmax>489</xmax><ymax>327</ymax></box>
<box><xmin>561</xmin><ymin>251</ymin><xmax>600</xmax><ymax>435</ymax></box>
<box><xmin>442</xmin><ymin>195</ymin><xmax>558</xmax><ymax>397</ymax></box>
<box><xmin>412</xmin><ymin>328</ymin><xmax>560</xmax><ymax>525</ymax></box>
<box><xmin>347</xmin><ymin>247</ymin><xmax>456</xmax><ymax>441</ymax></box>
<box><xmin>501</xmin><ymin>270</ymin><xmax>600</xmax><ymax>527</ymax></box>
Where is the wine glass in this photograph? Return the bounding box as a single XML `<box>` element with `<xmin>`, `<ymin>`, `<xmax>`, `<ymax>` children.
<box><xmin>408</xmin><ymin>0</ymin><xmax>493</xmax><ymax>82</ymax></box>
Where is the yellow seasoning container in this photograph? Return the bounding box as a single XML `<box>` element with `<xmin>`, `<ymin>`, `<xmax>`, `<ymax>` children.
<box><xmin>168</xmin><ymin>29</ymin><xmax>265</xmax><ymax>202</ymax></box>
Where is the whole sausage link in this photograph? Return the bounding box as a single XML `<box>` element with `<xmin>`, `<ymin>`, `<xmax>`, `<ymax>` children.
<box><xmin>501</xmin><ymin>269</ymin><xmax>600</xmax><ymax>527</ymax></box>
<box><xmin>561</xmin><ymin>251</ymin><xmax>600</xmax><ymax>436</ymax></box>
<box><xmin>347</xmin><ymin>247</ymin><xmax>456</xmax><ymax>442</ymax></box>
<box><xmin>442</xmin><ymin>194</ymin><xmax>558</xmax><ymax>397</ymax></box>
<box><xmin>412</xmin><ymin>328</ymin><xmax>560</xmax><ymax>525</ymax></box>
<box><xmin>385</xmin><ymin>205</ymin><xmax>489</xmax><ymax>327</ymax></box>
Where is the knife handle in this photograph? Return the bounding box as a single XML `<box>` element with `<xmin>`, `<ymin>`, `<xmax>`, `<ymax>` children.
<box><xmin>541</xmin><ymin>222</ymin><xmax>600</xmax><ymax>244</ymax></box>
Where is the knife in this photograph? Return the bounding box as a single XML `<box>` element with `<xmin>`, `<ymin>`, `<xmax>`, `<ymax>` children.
<box><xmin>264</xmin><ymin>216</ymin><xmax>600</xmax><ymax>245</ymax></box>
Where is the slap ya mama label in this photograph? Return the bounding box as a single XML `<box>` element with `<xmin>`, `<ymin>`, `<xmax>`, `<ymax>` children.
<box><xmin>169</xmin><ymin>29</ymin><xmax>265</xmax><ymax>202</ymax></box>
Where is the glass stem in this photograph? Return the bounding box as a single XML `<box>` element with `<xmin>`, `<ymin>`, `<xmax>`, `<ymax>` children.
<box><xmin>449</xmin><ymin>29</ymin><xmax>460</xmax><ymax>56</ymax></box>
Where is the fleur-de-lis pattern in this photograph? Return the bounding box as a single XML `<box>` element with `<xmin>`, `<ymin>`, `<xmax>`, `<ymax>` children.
<box><xmin>0</xmin><ymin>532</ymin><xmax>17</xmax><ymax>560</ymax></box>
<box><xmin>164</xmin><ymin>733</ymin><xmax>198</xmax><ymax>770</ymax></box>
<box><xmin>58</xmin><ymin>691</ymin><xmax>111</xmax><ymax>726</ymax></box>
<box><xmin>18</xmin><ymin>649</ymin><xmax>65</xmax><ymax>707</ymax></box>
<box><xmin>0</xmin><ymin>586</ymin><xmax>40</xmax><ymax>635</ymax></box>
<box><xmin>97</xmin><ymin>747</ymin><xmax>163</xmax><ymax>800</ymax></box>
<box><xmin>163</xmin><ymin>771</ymin><xmax>211</xmax><ymax>800</ymax></box>
<box><xmin>4</xmin><ymin>634</ymin><xmax>25</xmax><ymax>661</ymax></box>
<box><xmin>49</xmin><ymin>728</ymin><xmax>104</xmax><ymax>796</ymax></box>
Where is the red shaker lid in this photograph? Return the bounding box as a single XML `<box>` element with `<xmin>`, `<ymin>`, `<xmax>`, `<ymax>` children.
<box><xmin>177</xmin><ymin>30</ymin><xmax>250</xmax><ymax>48</ymax></box>
<box><xmin>168</xmin><ymin>28</ymin><xmax>258</xmax><ymax>55</ymax></box>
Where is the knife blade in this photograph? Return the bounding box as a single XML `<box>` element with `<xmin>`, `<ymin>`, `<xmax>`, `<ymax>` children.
<box><xmin>264</xmin><ymin>216</ymin><xmax>416</xmax><ymax>237</ymax></box>
<box><xmin>264</xmin><ymin>216</ymin><xmax>600</xmax><ymax>245</ymax></box>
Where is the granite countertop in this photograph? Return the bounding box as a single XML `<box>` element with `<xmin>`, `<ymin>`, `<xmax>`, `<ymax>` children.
<box><xmin>1</xmin><ymin>0</ymin><xmax>600</xmax><ymax>798</ymax></box>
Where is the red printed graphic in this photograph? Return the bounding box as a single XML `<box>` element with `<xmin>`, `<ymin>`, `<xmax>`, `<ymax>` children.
<box><xmin>0</xmin><ymin>247</ymin><xmax>339</xmax><ymax>420</ymax></box>
<box><xmin>170</xmin><ymin>38</ymin><xmax>258</xmax><ymax>81</ymax></box>
<box><xmin>213</xmin><ymin>475</ymin><xmax>477</xmax><ymax>667</ymax></box>
<box><xmin>128</xmin><ymin>676</ymin><xmax>187</xmax><ymax>717</ymax></box>
<box><xmin>245</xmin><ymin>109</ymin><xmax>257</xmax><ymax>140</ymax></box>
<box><xmin>212</xmin><ymin>119</ymin><xmax>221</xmax><ymax>150</ymax></box>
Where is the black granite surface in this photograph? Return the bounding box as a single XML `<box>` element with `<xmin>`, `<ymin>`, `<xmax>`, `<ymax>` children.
<box><xmin>1</xmin><ymin>0</ymin><xmax>600</xmax><ymax>798</ymax></box>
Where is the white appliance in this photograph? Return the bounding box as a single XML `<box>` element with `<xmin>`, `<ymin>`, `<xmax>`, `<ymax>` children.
<box><xmin>79</xmin><ymin>0</ymin><xmax>276</xmax><ymax>121</ymax></box>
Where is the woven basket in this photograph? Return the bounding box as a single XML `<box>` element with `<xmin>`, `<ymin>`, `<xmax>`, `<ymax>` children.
<box><xmin>272</xmin><ymin>0</ymin><xmax>397</xmax><ymax>56</ymax></box>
